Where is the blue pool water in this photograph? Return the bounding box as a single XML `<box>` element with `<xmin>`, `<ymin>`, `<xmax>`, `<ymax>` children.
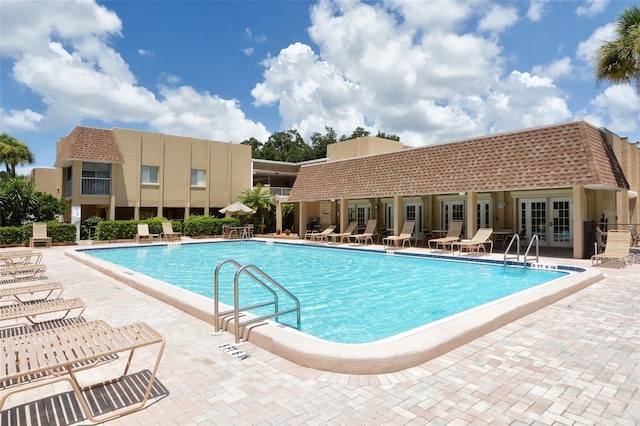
<box><xmin>84</xmin><ymin>241</ymin><xmax>568</xmax><ymax>344</ymax></box>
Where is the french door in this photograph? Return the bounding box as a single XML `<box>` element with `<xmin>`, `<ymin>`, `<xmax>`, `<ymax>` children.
<box><xmin>520</xmin><ymin>199</ymin><xmax>547</xmax><ymax>246</ymax></box>
<box><xmin>520</xmin><ymin>198</ymin><xmax>572</xmax><ymax>248</ymax></box>
<box><xmin>550</xmin><ymin>198</ymin><xmax>572</xmax><ymax>247</ymax></box>
<box><xmin>404</xmin><ymin>203</ymin><xmax>422</xmax><ymax>239</ymax></box>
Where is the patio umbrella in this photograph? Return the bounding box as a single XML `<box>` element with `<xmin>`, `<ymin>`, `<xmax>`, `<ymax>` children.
<box><xmin>219</xmin><ymin>201</ymin><xmax>255</xmax><ymax>216</ymax></box>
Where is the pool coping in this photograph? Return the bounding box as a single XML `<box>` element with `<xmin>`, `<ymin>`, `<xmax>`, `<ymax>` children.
<box><xmin>67</xmin><ymin>240</ymin><xmax>603</xmax><ymax>374</ymax></box>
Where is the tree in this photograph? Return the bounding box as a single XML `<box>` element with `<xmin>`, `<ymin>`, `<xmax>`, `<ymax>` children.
<box><xmin>340</xmin><ymin>126</ymin><xmax>370</xmax><ymax>141</ymax></box>
<box><xmin>33</xmin><ymin>192</ymin><xmax>70</xmax><ymax>222</ymax></box>
<box><xmin>310</xmin><ymin>127</ymin><xmax>338</xmax><ymax>158</ymax></box>
<box><xmin>0</xmin><ymin>177</ymin><xmax>39</xmax><ymax>226</ymax></box>
<box><xmin>594</xmin><ymin>6</ymin><xmax>640</xmax><ymax>89</ymax></box>
<box><xmin>0</xmin><ymin>133</ymin><xmax>35</xmax><ymax>178</ymax></box>
<box><xmin>261</xmin><ymin>130</ymin><xmax>314</xmax><ymax>162</ymax></box>
<box><xmin>238</xmin><ymin>184</ymin><xmax>275</xmax><ymax>231</ymax></box>
<box><xmin>241</xmin><ymin>137</ymin><xmax>264</xmax><ymax>159</ymax></box>
<box><xmin>375</xmin><ymin>130</ymin><xmax>400</xmax><ymax>141</ymax></box>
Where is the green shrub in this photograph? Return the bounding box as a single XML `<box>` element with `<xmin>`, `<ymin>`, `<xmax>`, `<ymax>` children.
<box><xmin>183</xmin><ymin>216</ymin><xmax>239</xmax><ymax>237</ymax></box>
<box><xmin>43</xmin><ymin>221</ymin><xmax>76</xmax><ymax>244</ymax></box>
<box><xmin>94</xmin><ymin>217</ymin><xmax>187</xmax><ymax>240</ymax></box>
<box><xmin>0</xmin><ymin>226</ymin><xmax>24</xmax><ymax>245</ymax></box>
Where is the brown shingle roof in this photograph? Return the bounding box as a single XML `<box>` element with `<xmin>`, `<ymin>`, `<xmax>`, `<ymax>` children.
<box><xmin>54</xmin><ymin>126</ymin><xmax>124</xmax><ymax>167</ymax></box>
<box><xmin>287</xmin><ymin>121</ymin><xmax>629</xmax><ymax>202</ymax></box>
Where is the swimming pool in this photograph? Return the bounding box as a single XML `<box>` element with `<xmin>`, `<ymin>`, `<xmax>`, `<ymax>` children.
<box><xmin>83</xmin><ymin>240</ymin><xmax>568</xmax><ymax>344</ymax></box>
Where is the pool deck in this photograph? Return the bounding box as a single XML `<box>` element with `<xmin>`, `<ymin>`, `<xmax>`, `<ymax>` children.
<box><xmin>2</xmin><ymin>239</ymin><xmax>639</xmax><ymax>424</ymax></box>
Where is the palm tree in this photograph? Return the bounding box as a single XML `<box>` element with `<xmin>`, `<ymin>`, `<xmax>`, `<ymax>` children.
<box><xmin>0</xmin><ymin>133</ymin><xmax>35</xmax><ymax>178</ymax></box>
<box><xmin>593</xmin><ymin>6</ymin><xmax>640</xmax><ymax>89</ymax></box>
<box><xmin>238</xmin><ymin>184</ymin><xmax>275</xmax><ymax>232</ymax></box>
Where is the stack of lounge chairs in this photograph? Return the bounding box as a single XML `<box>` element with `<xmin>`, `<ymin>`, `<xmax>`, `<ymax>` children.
<box><xmin>0</xmin><ymin>247</ymin><xmax>166</xmax><ymax>423</ymax></box>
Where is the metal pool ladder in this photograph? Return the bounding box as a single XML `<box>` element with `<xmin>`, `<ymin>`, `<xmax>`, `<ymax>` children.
<box><xmin>503</xmin><ymin>233</ymin><xmax>539</xmax><ymax>267</ymax></box>
<box><xmin>213</xmin><ymin>259</ymin><xmax>301</xmax><ymax>344</ymax></box>
<box><xmin>503</xmin><ymin>233</ymin><xmax>520</xmax><ymax>266</ymax></box>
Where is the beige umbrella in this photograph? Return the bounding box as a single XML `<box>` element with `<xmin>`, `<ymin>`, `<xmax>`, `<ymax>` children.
<box><xmin>219</xmin><ymin>201</ymin><xmax>255</xmax><ymax>217</ymax></box>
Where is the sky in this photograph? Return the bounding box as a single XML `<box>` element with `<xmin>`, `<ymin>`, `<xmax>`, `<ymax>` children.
<box><xmin>1</xmin><ymin>0</ymin><xmax>640</xmax><ymax>176</ymax></box>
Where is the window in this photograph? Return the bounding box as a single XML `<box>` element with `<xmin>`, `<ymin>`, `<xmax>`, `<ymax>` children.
<box><xmin>190</xmin><ymin>169</ymin><xmax>205</xmax><ymax>186</ymax></box>
<box><xmin>81</xmin><ymin>162</ymin><xmax>110</xmax><ymax>195</ymax></box>
<box><xmin>141</xmin><ymin>166</ymin><xmax>159</xmax><ymax>184</ymax></box>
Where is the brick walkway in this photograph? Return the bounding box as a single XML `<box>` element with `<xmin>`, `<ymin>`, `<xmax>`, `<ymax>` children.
<box><xmin>2</xmin><ymin>243</ymin><xmax>638</xmax><ymax>425</ymax></box>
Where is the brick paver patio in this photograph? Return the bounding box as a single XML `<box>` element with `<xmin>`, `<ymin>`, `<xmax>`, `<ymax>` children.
<box><xmin>1</xmin><ymin>242</ymin><xmax>638</xmax><ymax>425</ymax></box>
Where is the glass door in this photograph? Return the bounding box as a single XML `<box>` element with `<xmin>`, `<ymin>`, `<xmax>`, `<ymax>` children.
<box><xmin>443</xmin><ymin>201</ymin><xmax>464</xmax><ymax>230</ymax></box>
<box><xmin>519</xmin><ymin>199</ymin><xmax>547</xmax><ymax>246</ymax></box>
<box><xmin>477</xmin><ymin>200</ymin><xmax>491</xmax><ymax>229</ymax></box>
<box><xmin>550</xmin><ymin>198</ymin><xmax>572</xmax><ymax>247</ymax></box>
<box><xmin>404</xmin><ymin>202</ymin><xmax>422</xmax><ymax>239</ymax></box>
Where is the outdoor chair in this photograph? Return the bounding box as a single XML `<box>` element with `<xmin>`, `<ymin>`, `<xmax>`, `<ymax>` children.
<box><xmin>136</xmin><ymin>223</ymin><xmax>158</xmax><ymax>243</ymax></box>
<box><xmin>453</xmin><ymin>228</ymin><xmax>494</xmax><ymax>255</ymax></box>
<box><xmin>0</xmin><ymin>320</ymin><xmax>165</xmax><ymax>423</ymax></box>
<box><xmin>591</xmin><ymin>230</ymin><xmax>635</xmax><ymax>267</ymax></box>
<box><xmin>428</xmin><ymin>221</ymin><xmax>463</xmax><ymax>252</ymax></box>
<box><xmin>29</xmin><ymin>223</ymin><xmax>52</xmax><ymax>248</ymax></box>
<box><xmin>308</xmin><ymin>224</ymin><xmax>338</xmax><ymax>242</ymax></box>
<box><xmin>0</xmin><ymin>258</ymin><xmax>47</xmax><ymax>279</ymax></box>
<box><xmin>328</xmin><ymin>222</ymin><xmax>358</xmax><ymax>243</ymax></box>
<box><xmin>382</xmin><ymin>221</ymin><xmax>415</xmax><ymax>249</ymax></box>
<box><xmin>0</xmin><ymin>297</ymin><xmax>86</xmax><ymax>332</ymax></box>
<box><xmin>162</xmin><ymin>222</ymin><xmax>182</xmax><ymax>241</ymax></box>
<box><xmin>0</xmin><ymin>281</ymin><xmax>64</xmax><ymax>305</ymax></box>
<box><xmin>352</xmin><ymin>219</ymin><xmax>378</xmax><ymax>245</ymax></box>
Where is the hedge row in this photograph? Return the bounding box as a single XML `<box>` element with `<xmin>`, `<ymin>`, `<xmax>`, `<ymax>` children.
<box><xmin>95</xmin><ymin>216</ymin><xmax>240</xmax><ymax>241</ymax></box>
<box><xmin>0</xmin><ymin>216</ymin><xmax>244</xmax><ymax>245</ymax></box>
<box><xmin>0</xmin><ymin>221</ymin><xmax>77</xmax><ymax>246</ymax></box>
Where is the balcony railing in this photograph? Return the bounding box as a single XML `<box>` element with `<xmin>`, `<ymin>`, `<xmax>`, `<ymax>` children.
<box><xmin>269</xmin><ymin>187</ymin><xmax>291</xmax><ymax>196</ymax></box>
<box><xmin>81</xmin><ymin>178</ymin><xmax>110</xmax><ymax>195</ymax></box>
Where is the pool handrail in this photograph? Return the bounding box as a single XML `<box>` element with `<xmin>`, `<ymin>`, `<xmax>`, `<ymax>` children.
<box><xmin>213</xmin><ymin>259</ymin><xmax>301</xmax><ymax>344</ymax></box>
<box><xmin>503</xmin><ymin>233</ymin><xmax>520</xmax><ymax>266</ymax></box>
<box><xmin>523</xmin><ymin>234</ymin><xmax>540</xmax><ymax>266</ymax></box>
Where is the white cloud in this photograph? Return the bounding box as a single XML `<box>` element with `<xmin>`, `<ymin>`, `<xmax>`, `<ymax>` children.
<box><xmin>153</xmin><ymin>86</ymin><xmax>271</xmax><ymax>142</ymax></box>
<box><xmin>243</xmin><ymin>47</ymin><xmax>255</xmax><ymax>56</ymax></box>
<box><xmin>532</xmin><ymin>57</ymin><xmax>573</xmax><ymax>80</ymax></box>
<box><xmin>526</xmin><ymin>0</ymin><xmax>550</xmax><ymax>22</ymax></box>
<box><xmin>576</xmin><ymin>23</ymin><xmax>615</xmax><ymax>65</ymax></box>
<box><xmin>589</xmin><ymin>85</ymin><xmax>640</xmax><ymax>133</ymax></box>
<box><xmin>0</xmin><ymin>0</ymin><xmax>270</xmax><ymax>142</ymax></box>
<box><xmin>0</xmin><ymin>108</ymin><xmax>44</xmax><ymax>131</ymax></box>
<box><xmin>252</xmin><ymin>0</ymin><xmax>573</xmax><ymax>146</ymax></box>
<box><xmin>576</xmin><ymin>0</ymin><xmax>609</xmax><ymax>17</ymax></box>
<box><xmin>477</xmin><ymin>3</ymin><xmax>518</xmax><ymax>34</ymax></box>
<box><xmin>138</xmin><ymin>49</ymin><xmax>154</xmax><ymax>56</ymax></box>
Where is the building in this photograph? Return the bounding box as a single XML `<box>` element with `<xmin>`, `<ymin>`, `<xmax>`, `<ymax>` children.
<box><xmin>31</xmin><ymin>120</ymin><xmax>639</xmax><ymax>259</ymax></box>
<box><xmin>287</xmin><ymin>120</ymin><xmax>639</xmax><ymax>258</ymax></box>
<box><xmin>41</xmin><ymin>126</ymin><xmax>252</xmax><ymax>221</ymax></box>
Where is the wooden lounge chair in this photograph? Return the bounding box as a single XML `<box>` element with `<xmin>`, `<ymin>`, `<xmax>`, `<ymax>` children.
<box><xmin>29</xmin><ymin>223</ymin><xmax>52</xmax><ymax>248</ymax></box>
<box><xmin>591</xmin><ymin>230</ymin><xmax>635</xmax><ymax>267</ymax></box>
<box><xmin>382</xmin><ymin>221</ymin><xmax>415</xmax><ymax>248</ymax></box>
<box><xmin>0</xmin><ymin>281</ymin><xmax>64</xmax><ymax>305</ymax></box>
<box><xmin>0</xmin><ymin>257</ymin><xmax>47</xmax><ymax>279</ymax></box>
<box><xmin>428</xmin><ymin>221</ymin><xmax>463</xmax><ymax>252</ymax></box>
<box><xmin>0</xmin><ymin>319</ymin><xmax>165</xmax><ymax>423</ymax></box>
<box><xmin>352</xmin><ymin>219</ymin><xmax>378</xmax><ymax>245</ymax></box>
<box><xmin>453</xmin><ymin>228</ymin><xmax>494</xmax><ymax>255</ymax></box>
<box><xmin>136</xmin><ymin>223</ymin><xmax>158</xmax><ymax>243</ymax></box>
<box><xmin>0</xmin><ymin>297</ymin><xmax>86</xmax><ymax>331</ymax></box>
<box><xmin>309</xmin><ymin>224</ymin><xmax>338</xmax><ymax>242</ymax></box>
<box><xmin>162</xmin><ymin>221</ymin><xmax>182</xmax><ymax>241</ymax></box>
<box><xmin>328</xmin><ymin>222</ymin><xmax>357</xmax><ymax>243</ymax></box>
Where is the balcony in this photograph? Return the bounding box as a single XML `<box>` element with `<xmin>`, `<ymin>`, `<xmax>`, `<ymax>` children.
<box><xmin>81</xmin><ymin>178</ymin><xmax>110</xmax><ymax>195</ymax></box>
<box><xmin>269</xmin><ymin>187</ymin><xmax>291</xmax><ymax>196</ymax></box>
